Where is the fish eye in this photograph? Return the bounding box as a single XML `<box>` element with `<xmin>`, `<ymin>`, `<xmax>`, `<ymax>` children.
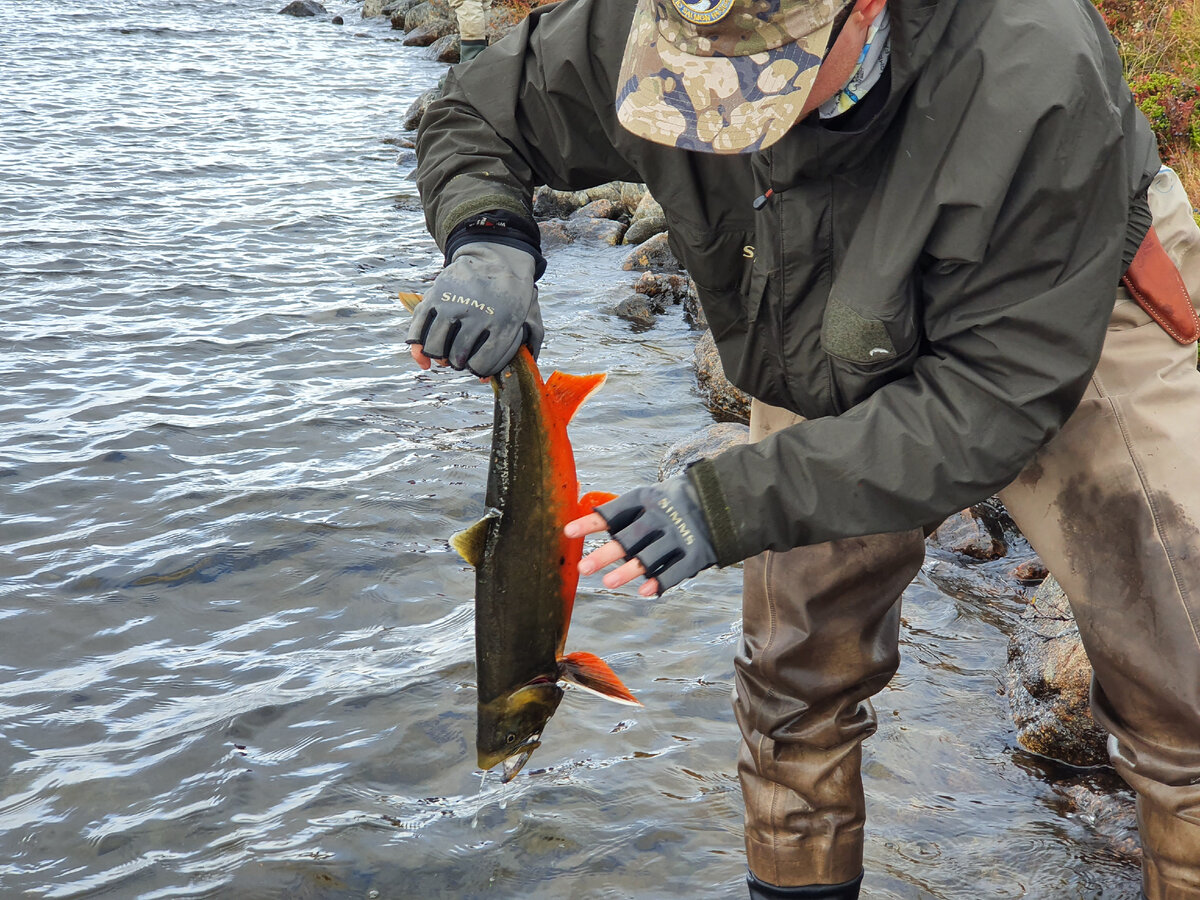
<box><xmin>506</xmin><ymin>733</ymin><xmax>516</xmax><ymax>744</ymax></box>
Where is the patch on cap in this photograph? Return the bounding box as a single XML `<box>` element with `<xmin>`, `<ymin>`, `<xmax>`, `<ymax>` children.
<box><xmin>616</xmin><ymin>0</ymin><xmax>845</xmax><ymax>154</ymax></box>
<box><xmin>670</xmin><ymin>0</ymin><xmax>737</xmax><ymax>26</ymax></box>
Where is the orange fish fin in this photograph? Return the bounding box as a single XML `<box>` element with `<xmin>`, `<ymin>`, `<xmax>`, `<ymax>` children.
<box><xmin>559</xmin><ymin>652</ymin><xmax>642</xmax><ymax>706</ymax></box>
<box><xmin>578</xmin><ymin>491</ymin><xmax>618</xmax><ymax>515</ymax></box>
<box><xmin>544</xmin><ymin>370</ymin><xmax>606</xmax><ymax>425</ymax></box>
<box><xmin>397</xmin><ymin>291</ymin><xmax>423</xmax><ymax>314</ymax></box>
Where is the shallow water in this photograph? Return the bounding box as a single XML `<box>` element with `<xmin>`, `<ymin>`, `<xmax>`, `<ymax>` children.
<box><xmin>0</xmin><ymin>1</ymin><xmax>1141</xmax><ymax>897</ymax></box>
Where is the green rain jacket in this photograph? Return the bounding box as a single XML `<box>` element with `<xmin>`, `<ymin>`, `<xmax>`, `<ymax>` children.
<box><xmin>415</xmin><ymin>0</ymin><xmax>1161</xmax><ymax>567</ymax></box>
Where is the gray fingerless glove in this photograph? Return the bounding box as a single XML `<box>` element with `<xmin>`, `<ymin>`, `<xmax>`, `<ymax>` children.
<box><xmin>595</xmin><ymin>475</ymin><xmax>718</xmax><ymax>595</ymax></box>
<box><xmin>406</xmin><ymin>242</ymin><xmax>542</xmax><ymax>378</ymax></box>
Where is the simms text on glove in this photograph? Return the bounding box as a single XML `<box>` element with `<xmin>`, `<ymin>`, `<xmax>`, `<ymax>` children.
<box><xmin>595</xmin><ymin>475</ymin><xmax>718</xmax><ymax>594</ymax></box>
<box><xmin>406</xmin><ymin>242</ymin><xmax>542</xmax><ymax>378</ymax></box>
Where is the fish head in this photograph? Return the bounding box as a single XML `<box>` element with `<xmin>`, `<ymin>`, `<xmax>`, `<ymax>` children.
<box><xmin>477</xmin><ymin>679</ymin><xmax>564</xmax><ymax>781</ymax></box>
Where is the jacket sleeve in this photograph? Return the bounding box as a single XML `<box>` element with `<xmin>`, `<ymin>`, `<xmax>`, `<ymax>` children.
<box><xmin>416</xmin><ymin>0</ymin><xmax>643</xmax><ymax>248</ymax></box>
<box><xmin>688</xmin><ymin>102</ymin><xmax>1160</xmax><ymax>565</ymax></box>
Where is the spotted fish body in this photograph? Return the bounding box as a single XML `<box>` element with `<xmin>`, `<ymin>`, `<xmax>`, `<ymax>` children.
<box><xmin>448</xmin><ymin>347</ymin><xmax>639</xmax><ymax>780</ymax></box>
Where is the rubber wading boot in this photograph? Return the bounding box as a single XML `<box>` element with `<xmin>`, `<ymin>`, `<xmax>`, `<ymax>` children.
<box><xmin>458</xmin><ymin>39</ymin><xmax>487</xmax><ymax>63</ymax></box>
<box><xmin>747</xmin><ymin>871</ymin><xmax>864</xmax><ymax>899</ymax></box>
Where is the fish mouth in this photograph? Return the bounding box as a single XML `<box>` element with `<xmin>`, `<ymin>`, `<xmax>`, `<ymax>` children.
<box><xmin>499</xmin><ymin>735</ymin><xmax>542</xmax><ymax>782</ymax></box>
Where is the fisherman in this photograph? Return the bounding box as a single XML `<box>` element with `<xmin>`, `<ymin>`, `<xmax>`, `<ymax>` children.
<box><xmin>405</xmin><ymin>0</ymin><xmax>1200</xmax><ymax>896</ymax></box>
<box><xmin>447</xmin><ymin>0</ymin><xmax>488</xmax><ymax>63</ymax></box>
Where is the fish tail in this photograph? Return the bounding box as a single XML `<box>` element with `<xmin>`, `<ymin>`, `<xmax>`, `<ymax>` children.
<box><xmin>559</xmin><ymin>652</ymin><xmax>641</xmax><ymax>706</ymax></box>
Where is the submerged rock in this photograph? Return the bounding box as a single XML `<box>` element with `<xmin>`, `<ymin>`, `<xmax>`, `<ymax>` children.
<box><xmin>279</xmin><ymin>0</ymin><xmax>326</xmax><ymax>15</ymax></box>
<box><xmin>1006</xmin><ymin>575</ymin><xmax>1109</xmax><ymax>767</ymax></box>
<box><xmin>659</xmin><ymin>423</ymin><xmax>750</xmax><ymax>480</ymax></box>
<box><xmin>612</xmin><ymin>294</ymin><xmax>659</xmax><ymax>328</ymax></box>
<box><xmin>694</xmin><ymin>331</ymin><xmax>751</xmax><ymax>424</ymax></box>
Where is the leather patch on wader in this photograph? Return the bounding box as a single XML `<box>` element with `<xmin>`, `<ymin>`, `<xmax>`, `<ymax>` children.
<box><xmin>1122</xmin><ymin>226</ymin><xmax>1200</xmax><ymax>345</ymax></box>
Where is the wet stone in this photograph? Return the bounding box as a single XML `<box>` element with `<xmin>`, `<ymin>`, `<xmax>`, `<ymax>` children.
<box><xmin>538</xmin><ymin>219</ymin><xmax>572</xmax><ymax>248</ymax></box>
<box><xmin>1009</xmin><ymin>557</ymin><xmax>1049</xmax><ymax>585</ymax></box>
<box><xmin>426</xmin><ymin>33</ymin><xmax>460</xmax><ymax>62</ymax></box>
<box><xmin>565</xmin><ymin>217</ymin><xmax>626</xmax><ymax>246</ymax></box>
<box><xmin>570</xmin><ymin>199</ymin><xmax>625</xmax><ymax>221</ymax></box>
<box><xmin>634</xmin><ymin>271</ymin><xmax>693</xmax><ymax>306</ymax></box>
<box><xmin>623</xmin><ymin>192</ymin><xmax>667</xmax><ymax>245</ymax></box>
<box><xmin>621</xmin><ymin>231</ymin><xmax>682</xmax><ymax>273</ymax></box>
<box><xmin>1006</xmin><ymin>575</ymin><xmax>1109</xmax><ymax>767</ymax></box>
<box><xmin>532</xmin><ymin>185</ymin><xmax>580</xmax><ymax>219</ymax></box>
<box><xmin>402</xmin><ymin>86</ymin><xmax>442</xmax><ymax>131</ymax></box>
<box><xmin>403</xmin><ymin>17</ymin><xmax>455</xmax><ymax>46</ymax></box>
<box><xmin>612</xmin><ymin>294</ymin><xmax>661</xmax><ymax>328</ymax></box>
<box><xmin>279</xmin><ymin>0</ymin><xmax>326</xmax><ymax>15</ymax></box>
<box><xmin>659</xmin><ymin>423</ymin><xmax>750</xmax><ymax>480</ymax></box>
<box><xmin>927</xmin><ymin>507</ymin><xmax>1007</xmax><ymax>560</ymax></box>
<box><xmin>693</xmin><ymin>330</ymin><xmax>751</xmax><ymax>424</ymax></box>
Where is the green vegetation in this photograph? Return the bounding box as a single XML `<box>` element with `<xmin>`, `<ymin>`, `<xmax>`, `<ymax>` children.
<box><xmin>1093</xmin><ymin>0</ymin><xmax>1200</xmax><ymax>214</ymax></box>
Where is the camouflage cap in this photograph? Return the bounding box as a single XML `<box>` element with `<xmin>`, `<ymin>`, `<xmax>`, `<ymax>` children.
<box><xmin>616</xmin><ymin>0</ymin><xmax>849</xmax><ymax>154</ymax></box>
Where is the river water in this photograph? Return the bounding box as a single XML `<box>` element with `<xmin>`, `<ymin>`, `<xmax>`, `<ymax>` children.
<box><xmin>0</xmin><ymin>1</ymin><xmax>1142</xmax><ymax>897</ymax></box>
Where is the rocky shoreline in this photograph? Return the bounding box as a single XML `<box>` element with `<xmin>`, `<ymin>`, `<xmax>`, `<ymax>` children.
<box><xmin>369</xmin><ymin>0</ymin><xmax>1142</xmax><ymax>860</ymax></box>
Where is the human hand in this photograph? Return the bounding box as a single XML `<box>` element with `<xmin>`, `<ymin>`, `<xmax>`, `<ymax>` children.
<box><xmin>564</xmin><ymin>475</ymin><xmax>717</xmax><ymax>597</ymax></box>
<box><xmin>406</xmin><ymin>241</ymin><xmax>542</xmax><ymax>378</ymax></box>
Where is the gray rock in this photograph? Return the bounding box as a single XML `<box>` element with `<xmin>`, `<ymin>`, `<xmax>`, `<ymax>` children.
<box><xmin>659</xmin><ymin>423</ymin><xmax>750</xmax><ymax>480</ymax></box>
<box><xmin>403</xmin><ymin>17</ymin><xmax>455</xmax><ymax>45</ymax></box>
<box><xmin>1006</xmin><ymin>575</ymin><xmax>1109</xmax><ymax>767</ymax></box>
<box><xmin>928</xmin><ymin>506</ymin><xmax>1008</xmax><ymax>560</ymax></box>
<box><xmin>426</xmin><ymin>33</ymin><xmax>460</xmax><ymax>62</ymax></box>
<box><xmin>633</xmin><ymin>271</ymin><xmax>693</xmax><ymax>306</ymax></box>
<box><xmin>403</xmin><ymin>1</ymin><xmax>441</xmax><ymax>31</ymax></box>
<box><xmin>684</xmin><ymin>287</ymin><xmax>706</xmax><ymax>329</ymax></box>
<box><xmin>565</xmin><ymin>217</ymin><xmax>626</xmax><ymax>246</ymax></box>
<box><xmin>532</xmin><ymin>182</ymin><xmax>646</xmax><ymax>220</ymax></box>
<box><xmin>538</xmin><ymin>219</ymin><xmax>573</xmax><ymax>249</ymax></box>
<box><xmin>402</xmin><ymin>86</ymin><xmax>441</xmax><ymax>132</ymax></box>
<box><xmin>693</xmin><ymin>331</ymin><xmax>751</xmax><ymax>424</ymax></box>
<box><xmin>532</xmin><ymin>186</ymin><xmax>580</xmax><ymax>219</ymax></box>
<box><xmin>386</xmin><ymin>0</ymin><xmax>424</xmax><ymax>26</ymax></box>
<box><xmin>612</xmin><ymin>294</ymin><xmax>660</xmax><ymax>328</ymax></box>
<box><xmin>621</xmin><ymin>232</ymin><xmax>682</xmax><ymax>273</ymax></box>
<box><xmin>279</xmin><ymin>0</ymin><xmax>325</xmax><ymax>15</ymax></box>
<box><xmin>624</xmin><ymin>192</ymin><xmax>667</xmax><ymax>245</ymax></box>
<box><xmin>570</xmin><ymin>199</ymin><xmax>625</xmax><ymax>221</ymax></box>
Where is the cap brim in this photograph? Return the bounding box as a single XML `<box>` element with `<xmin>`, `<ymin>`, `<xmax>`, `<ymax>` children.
<box><xmin>616</xmin><ymin>1</ymin><xmax>833</xmax><ymax>154</ymax></box>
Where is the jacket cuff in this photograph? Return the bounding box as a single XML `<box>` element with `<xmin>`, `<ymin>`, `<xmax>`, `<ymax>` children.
<box><xmin>686</xmin><ymin>458</ymin><xmax>743</xmax><ymax>567</ymax></box>
<box><xmin>444</xmin><ymin>209</ymin><xmax>547</xmax><ymax>280</ymax></box>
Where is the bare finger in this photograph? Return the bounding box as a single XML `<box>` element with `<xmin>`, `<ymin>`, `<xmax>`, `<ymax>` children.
<box><xmin>410</xmin><ymin>343</ymin><xmax>432</xmax><ymax>370</ymax></box>
<box><xmin>564</xmin><ymin>512</ymin><xmax>609</xmax><ymax>539</ymax></box>
<box><xmin>578</xmin><ymin>539</ymin><xmax>628</xmax><ymax>576</ymax></box>
<box><xmin>601</xmin><ymin>556</ymin><xmax>647</xmax><ymax>590</ymax></box>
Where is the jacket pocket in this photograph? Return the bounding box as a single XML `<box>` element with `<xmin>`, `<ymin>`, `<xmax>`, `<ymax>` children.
<box><xmin>682</xmin><ymin>231</ymin><xmax>758</xmax><ymax>341</ymax></box>
<box><xmin>821</xmin><ymin>288</ymin><xmax>921</xmax><ymax>412</ymax></box>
